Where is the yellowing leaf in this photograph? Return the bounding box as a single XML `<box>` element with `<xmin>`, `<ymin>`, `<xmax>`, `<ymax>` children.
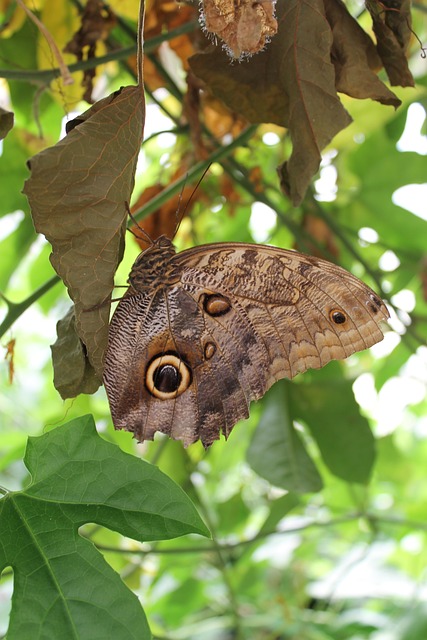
<box><xmin>37</xmin><ymin>0</ymin><xmax>83</xmax><ymax>104</ymax></box>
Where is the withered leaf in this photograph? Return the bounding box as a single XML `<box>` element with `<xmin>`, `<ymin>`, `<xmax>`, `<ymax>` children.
<box><xmin>366</xmin><ymin>0</ymin><xmax>414</xmax><ymax>87</ymax></box>
<box><xmin>63</xmin><ymin>0</ymin><xmax>117</xmax><ymax>103</ymax></box>
<box><xmin>191</xmin><ymin>0</ymin><xmax>351</xmax><ymax>205</ymax></box>
<box><xmin>200</xmin><ymin>0</ymin><xmax>277</xmax><ymax>58</ymax></box>
<box><xmin>24</xmin><ymin>85</ymin><xmax>145</xmax><ymax>382</ymax></box>
<box><xmin>324</xmin><ymin>0</ymin><xmax>401</xmax><ymax>107</ymax></box>
<box><xmin>0</xmin><ymin>107</ymin><xmax>14</xmax><ymax>140</ymax></box>
<box><xmin>51</xmin><ymin>306</ymin><xmax>101</xmax><ymax>399</ymax></box>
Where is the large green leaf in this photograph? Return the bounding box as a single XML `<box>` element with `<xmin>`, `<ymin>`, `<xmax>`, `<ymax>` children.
<box><xmin>347</xmin><ymin>128</ymin><xmax>427</xmax><ymax>254</ymax></box>
<box><xmin>290</xmin><ymin>377</ymin><xmax>376</xmax><ymax>484</ymax></box>
<box><xmin>0</xmin><ymin>415</ymin><xmax>209</xmax><ymax>640</ymax></box>
<box><xmin>247</xmin><ymin>383</ymin><xmax>323</xmax><ymax>493</ymax></box>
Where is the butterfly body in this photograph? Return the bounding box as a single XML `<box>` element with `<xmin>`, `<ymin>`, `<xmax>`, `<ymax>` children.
<box><xmin>103</xmin><ymin>238</ymin><xmax>389</xmax><ymax>447</ymax></box>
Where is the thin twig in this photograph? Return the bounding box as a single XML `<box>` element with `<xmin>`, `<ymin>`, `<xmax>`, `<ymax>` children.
<box><xmin>136</xmin><ymin>0</ymin><xmax>145</xmax><ymax>88</ymax></box>
<box><xmin>15</xmin><ymin>0</ymin><xmax>73</xmax><ymax>85</ymax></box>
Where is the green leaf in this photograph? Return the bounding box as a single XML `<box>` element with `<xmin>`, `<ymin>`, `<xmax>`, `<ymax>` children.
<box><xmin>0</xmin><ymin>129</ymin><xmax>32</xmax><ymax>218</ymax></box>
<box><xmin>348</xmin><ymin>129</ymin><xmax>427</xmax><ymax>254</ymax></box>
<box><xmin>290</xmin><ymin>377</ymin><xmax>376</xmax><ymax>484</ymax></box>
<box><xmin>247</xmin><ymin>383</ymin><xmax>323</xmax><ymax>493</ymax></box>
<box><xmin>23</xmin><ymin>85</ymin><xmax>145</xmax><ymax>379</ymax></box>
<box><xmin>0</xmin><ymin>415</ymin><xmax>209</xmax><ymax>639</ymax></box>
<box><xmin>51</xmin><ymin>306</ymin><xmax>102</xmax><ymax>398</ymax></box>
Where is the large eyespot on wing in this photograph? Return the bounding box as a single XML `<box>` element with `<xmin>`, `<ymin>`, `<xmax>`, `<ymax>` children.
<box><xmin>103</xmin><ymin>285</ymin><xmax>251</xmax><ymax>448</ymax></box>
<box><xmin>145</xmin><ymin>352</ymin><xmax>192</xmax><ymax>399</ymax></box>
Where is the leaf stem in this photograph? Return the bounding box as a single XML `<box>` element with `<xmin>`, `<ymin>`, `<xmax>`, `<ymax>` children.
<box><xmin>0</xmin><ymin>275</ymin><xmax>61</xmax><ymax>338</ymax></box>
<box><xmin>0</xmin><ymin>23</ymin><xmax>198</xmax><ymax>82</ymax></box>
<box><xmin>93</xmin><ymin>510</ymin><xmax>427</xmax><ymax>557</ymax></box>
<box><xmin>15</xmin><ymin>0</ymin><xmax>73</xmax><ymax>85</ymax></box>
<box><xmin>131</xmin><ymin>125</ymin><xmax>258</xmax><ymax>223</ymax></box>
<box><xmin>191</xmin><ymin>485</ymin><xmax>244</xmax><ymax>640</ymax></box>
<box><xmin>136</xmin><ymin>0</ymin><xmax>145</xmax><ymax>88</ymax></box>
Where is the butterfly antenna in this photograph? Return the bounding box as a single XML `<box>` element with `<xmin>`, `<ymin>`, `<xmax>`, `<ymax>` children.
<box><xmin>126</xmin><ymin>202</ymin><xmax>154</xmax><ymax>247</ymax></box>
<box><xmin>172</xmin><ymin>163</ymin><xmax>211</xmax><ymax>238</ymax></box>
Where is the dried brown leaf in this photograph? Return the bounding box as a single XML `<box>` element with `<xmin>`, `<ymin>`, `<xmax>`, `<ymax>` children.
<box><xmin>0</xmin><ymin>107</ymin><xmax>14</xmax><ymax>140</ymax></box>
<box><xmin>366</xmin><ymin>0</ymin><xmax>414</xmax><ymax>86</ymax></box>
<box><xmin>190</xmin><ymin>0</ymin><xmax>351</xmax><ymax>205</ymax></box>
<box><xmin>4</xmin><ymin>338</ymin><xmax>16</xmax><ymax>385</ymax></box>
<box><xmin>63</xmin><ymin>0</ymin><xmax>116</xmax><ymax>102</ymax></box>
<box><xmin>324</xmin><ymin>0</ymin><xmax>401</xmax><ymax>107</ymax></box>
<box><xmin>24</xmin><ymin>85</ymin><xmax>145</xmax><ymax>382</ymax></box>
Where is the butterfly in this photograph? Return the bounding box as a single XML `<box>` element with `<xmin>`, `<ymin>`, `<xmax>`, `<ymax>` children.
<box><xmin>103</xmin><ymin>236</ymin><xmax>389</xmax><ymax>447</ymax></box>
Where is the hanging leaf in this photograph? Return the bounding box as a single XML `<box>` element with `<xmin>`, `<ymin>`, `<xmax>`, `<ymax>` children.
<box><xmin>366</xmin><ymin>0</ymin><xmax>414</xmax><ymax>87</ymax></box>
<box><xmin>324</xmin><ymin>0</ymin><xmax>401</xmax><ymax>107</ymax></box>
<box><xmin>290</xmin><ymin>376</ymin><xmax>376</xmax><ymax>484</ymax></box>
<box><xmin>190</xmin><ymin>0</ymin><xmax>352</xmax><ymax>205</ymax></box>
<box><xmin>23</xmin><ymin>85</ymin><xmax>145</xmax><ymax>380</ymax></box>
<box><xmin>51</xmin><ymin>306</ymin><xmax>101</xmax><ymax>398</ymax></box>
<box><xmin>247</xmin><ymin>383</ymin><xmax>323</xmax><ymax>493</ymax></box>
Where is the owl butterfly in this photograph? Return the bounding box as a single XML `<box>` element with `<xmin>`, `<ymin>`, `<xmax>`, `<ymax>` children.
<box><xmin>103</xmin><ymin>235</ymin><xmax>389</xmax><ymax>447</ymax></box>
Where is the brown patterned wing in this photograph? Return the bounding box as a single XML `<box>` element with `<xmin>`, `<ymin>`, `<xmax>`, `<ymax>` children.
<box><xmin>104</xmin><ymin>243</ymin><xmax>389</xmax><ymax>447</ymax></box>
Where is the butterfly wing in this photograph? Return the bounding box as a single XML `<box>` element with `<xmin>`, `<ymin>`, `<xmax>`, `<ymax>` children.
<box><xmin>104</xmin><ymin>243</ymin><xmax>389</xmax><ymax>447</ymax></box>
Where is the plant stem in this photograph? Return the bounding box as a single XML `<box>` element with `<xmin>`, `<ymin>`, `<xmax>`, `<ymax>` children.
<box><xmin>0</xmin><ymin>22</ymin><xmax>198</xmax><ymax>82</ymax></box>
<box><xmin>0</xmin><ymin>275</ymin><xmax>61</xmax><ymax>338</ymax></box>
<box><xmin>131</xmin><ymin>125</ymin><xmax>258</xmax><ymax>223</ymax></box>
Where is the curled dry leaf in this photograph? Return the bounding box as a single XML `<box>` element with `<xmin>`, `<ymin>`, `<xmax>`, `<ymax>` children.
<box><xmin>0</xmin><ymin>107</ymin><xmax>14</xmax><ymax>140</ymax></box>
<box><xmin>63</xmin><ymin>0</ymin><xmax>117</xmax><ymax>103</ymax></box>
<box><xmin>324</xmin><ymin>0</ymin><xmax>401</xmax><ymax>107</ymax></box>
<box><xmin>4</xmin><ymin>338</ymin><xmax>16</xmax><ymax>384</ymax></box>
<box><xmin>200</xmin><ymin>0</ymin><xmax>278</xmax><ymax>58</ymax></box>
<box><xmin>24</xmin><ymin>85</ymin><xmax>145</xmax><ymax>386</ymax></box>
<box><xmin>365</xmin><ymin>0</ymin><xmax>414</xmax><ymax>86</ymax></box>
<box><xmin>51</xmin><ymin>307</ymin><xmax>100</xmax><ymax>399</ymax></box>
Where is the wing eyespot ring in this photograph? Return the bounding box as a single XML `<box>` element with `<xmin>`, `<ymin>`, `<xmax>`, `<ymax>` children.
<box><xmin>145</xmin><ymin>353</ymin><xmax>191</xmax><ymax>399</ymax></box>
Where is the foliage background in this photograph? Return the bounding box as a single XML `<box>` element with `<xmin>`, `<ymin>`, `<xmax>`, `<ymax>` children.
<box><xmin>1</xmin><ymin>0</ymin><xmax>427</xmax><ymax>638</ymax></box>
